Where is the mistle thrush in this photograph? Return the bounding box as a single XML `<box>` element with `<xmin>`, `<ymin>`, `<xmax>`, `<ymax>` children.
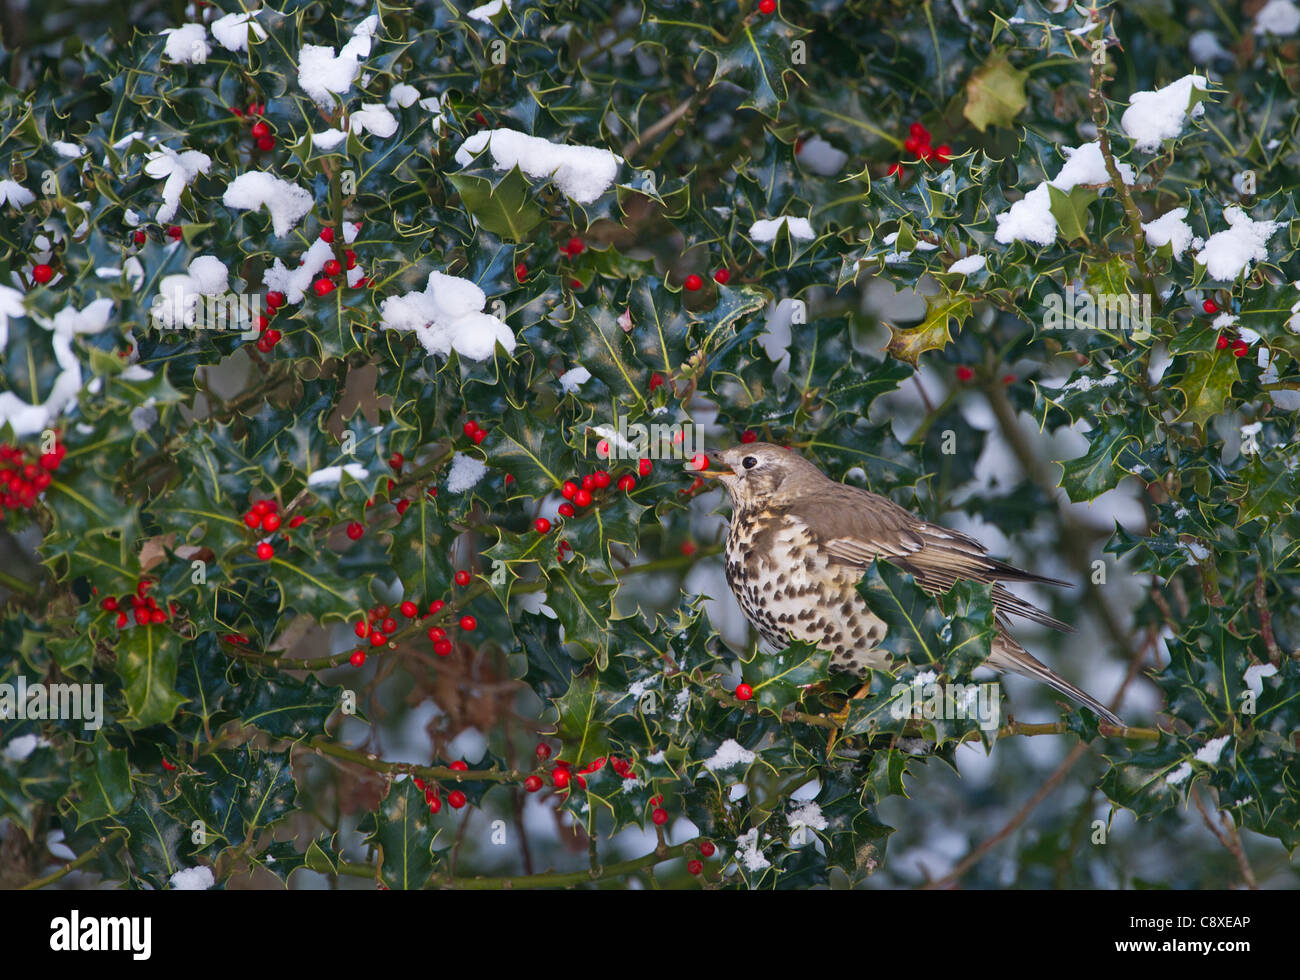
<box><xmin>703</xmin><ymin>442</ymin><xmax>1123</xmax><ymax>727</ymax></box>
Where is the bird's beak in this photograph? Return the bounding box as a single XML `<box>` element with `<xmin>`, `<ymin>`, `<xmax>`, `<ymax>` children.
<box><xmin>694</xmin><ymin>451</ymin><xmax>733</xmax><ymax>479</ymax></box>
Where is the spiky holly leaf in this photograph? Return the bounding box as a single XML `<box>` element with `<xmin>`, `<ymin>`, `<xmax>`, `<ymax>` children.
<box><xmin>963</xmin><ymin>52</ymin><xmax>1029</xmax><ymax>132</ymax></box>
<box><xmin>359</xmin><ymin>777</ymin><xmax>437</xmax><ymax>890</ymax></box>
<box><xmin>886</xmin><ymin>293</ymin><xmax>972</xmax><ymax>366</ymax></box>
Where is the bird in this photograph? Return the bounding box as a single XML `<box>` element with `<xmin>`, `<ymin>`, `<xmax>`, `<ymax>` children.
<box><xmin>700</xmin><ymin>442</ymin><xmax>1124</xmax><ymax>727</ymax></box>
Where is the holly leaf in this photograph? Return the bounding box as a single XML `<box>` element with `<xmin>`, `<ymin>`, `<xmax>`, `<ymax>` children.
<box><xmin>964</xmin><ymin>53</ymin><xmax>1029</xmax><ymax>132</ymax></box>
<box><xmin>886</xmin><ymin>293</ymin><xmax>972</xmax><ymax>366</ymax></box>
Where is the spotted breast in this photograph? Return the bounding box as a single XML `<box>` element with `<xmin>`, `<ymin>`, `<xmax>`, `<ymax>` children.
<box><xmin>723</xmin><ymin>506</ymin><xmax>890</xmax><ymax>677</ymax></box>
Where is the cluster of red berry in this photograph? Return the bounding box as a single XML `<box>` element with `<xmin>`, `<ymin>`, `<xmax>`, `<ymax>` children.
<box><xmin>1205</xmin><ymin>298</ymin><xmax>1249</xmax><ymax>357</ymax></box>
<box><xmin>412</xmin><ymin>772</ymin><xmax>467</xmax><ymax>813</ymax></box>
<box><xmin>255</xmin><ymin>227</ymin><xmax>367</xmax><ymax>355</ymax></box>
<box><xmin>887</xmin><ymin>121</ymin><xmax>953</xmax><ymax>177</ymax></box>
<box><xmin>462</xmin><ymin>418</ymin><xmax>488</xmax><ymax>445</ymax></box>
<box><xmin>98</xmin><ymin>579</ymin><xmax>176</xmax><ymax>629</ymax></box>
<box><xmin>0</xmin><ymin>435</ymin><xmax>64</xmax><ymax>514</ymax></box>
<box><xmin>230</xmin><ymin>102</ymin><xmax>273</xmax><ymax>152</ymax></box>
<box><xmin>242</xmin><ymin>497</ymin><xmax>308</xmax><ymax>561</ymax></box>
<box><xmin>687</xmin><ymin>839</ymin><xmax>717</xmax><ymax>876</ymax></box>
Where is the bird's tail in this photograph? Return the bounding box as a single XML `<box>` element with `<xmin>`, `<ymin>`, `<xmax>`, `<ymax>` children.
<box><xmin>988</xmin><ymin>635</ymin><xmax>1125</xmax><ymax>728</ymax></box>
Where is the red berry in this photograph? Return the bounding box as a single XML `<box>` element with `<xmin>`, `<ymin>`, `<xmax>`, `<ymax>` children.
<box><xmin>687</xmin><ymin>859</ymin><xmax>703</xmax><ymax>875</ymax></box>
<box><xmin>427</xmin><ymin>794</ymin><xmax>442</xmax><ymax>814</ymax></box>
<box><xmin>369</xmin><ymin>630</ymin><xmax>385</xmax><ymax>647</ymax></box>
<box><xmin>566</xmin><ymin>236</ymin><xmax>585</xmax><ymax>255</ymax></box>
<box><xmin>313</xmin><ymin>277</ymin><xmax>335</xmax><ymax>296</ymax></box>
<box><xmin>887</xmin><ymin>163</ymin><xmax>902</xmax><ymax>177</ymax></box>
<box><xmin>395</xmin><ymin>499</ymin><xmax>410</xmax><ymax>516</ymax></box>
<box><xmin>249</xmin><ymin>103</ymin><xmax>264</xmax><ymax>116</ymax></box>
<box><xmin>553</xmin><ymin>769</ymin><xmax>571</xmax><ymax>789</ymax></box>
<box><xmin>433</xmin><ymin>638</ymin><xmax>453</xmax><ymax>656</ymax></box>
<box><xmin>740</xmin><ymin>430</ymin><xmax>758</xmax><ymax>444</ymax></box>
<box><xmin>713</xmin><ymin>268</ymin><xmax>731</xmax><ymax>284</ymax></box>
<box><xmin>581</xmin><ymin>474</ymin><xmax>596</xmax><ymax>491</ymax></box>
<box><xmin>167</xmin><ymin>225</ymin><xmax>183</xmax><ymax>240</ymax></box>
<box><xmin>150</xmin><ymin>608</ymin><xmax>167</xmax><ymax>624</ymax></box>
<box><xmin>345</xmin><ymin>249</ymin><xmax>357</xmax><ymax>270</ymax></box>
<box><xmin>909</xmin><ymin>122</ymin><xmax>929</xmax><ymax>140</ymax></box>
<box><xmin>454</xmin><ymin>569</ymin><xmax>471</xmax><ymax>586</ymax></box>
<box><xmin>459</xmin><ymin>615</ymin><xmax>477</xmax><ymax>631</ymax></box>
<box><xmin>934</xmin><ymin>144</ymin><xmax>952</xmax><ymax>162</ymax></box>
<box><xmin>535</xmin><ymin>743</ymin><xmax>552</xmax><ymax>760</ymax></box>
<box><xmin>428</xmin><ymin>626</ymin><xmax>446</xmax><ymax>641</ymax></box>
<box><xmin>288</xmin><ymin>515</ymin><xmax>307</xmax><ymax>528</ymax></box>
<box><xmin>449</xmin><ymin>760</ymin><xmax>469</xmax><ymax>772</ymax></box>
<box><xmin>524</xmin><ymin>775</ymin><xmax>543</xmax><ymax>792</ymax></box>
<box><xmin>250</xmin><ymin>120</ymin><xmax>270</xmax><ymax>139</ymax></box>
<box><xmin>323</xmin><ymin>259</ymin><xmax>342</xmax><ymax>277</ymax></box>
<box><xmin>262</xmin><ymin>512</ymin><xmax>281</xmax><ymax>532</ymax></box>
<box><xmin>638</xmin><ymin>458</ymin><xmax>652</xmax><ymax>476</ymax></box>
<box><xmin>515</xmin><ymin>262</ymin><xmax>528</xmax><ymax>281</ymax></box>
<box><xmin>350</xmin><ymin>650</ymin><xmax>366</xmax><ymax>667</ymax></box>
<box><xmin>758</xmin><ymin>0</ymin><xmax>776</xmax><ymax>12</ymax></box>
<box><xmin>101</xmin><ymin>597</ymin><xmax>118</xmax><ymax>611</ymax></box>
<box><xmin>1203</xmin><ymin>299</ymin><xmax>1219</xmax><ymax>314</ymax></box>
<box><xmin>904</xmin><ymin>136</ymin><xmax>921</xmax><ymax>154</ymax></box>
<box><xmin>593</xmin><ymin>471</ymin><xmax>610</xmax><ymax>489</ymax></box>
<box><xmin>355</xmin><ymin>621</ymin><xmax>368</xmax><ymax>638</ymax></box>
<box><xmin>558</xmin><ymin>502</ymin><xmax>575</xmax><ymax>517</ymax></box>
<box><xmin>116</xmin><ymin>611</ymin><xmax>128</xmax><ymax>628</ymax></box>
<box><xmin>561</xmin><ymin>481</ymin><xmax>578</xmax><ymax>499</ymax></box>
<box><xmin>319</xmin><ymin>227</ymin><xmax>334</xmax><ymax>243</ymax></box>
<box><xmin>734</xmin><ymin>683</ymin><xmax>754</xmax><ymax>701</ymax></box>
<box><xmin>429</xmin><ymin>599</ymin><xmax>445</xmax><ymax>615</ymax></box>
<box><xmin>256</xmin><ymin>135</ymin><xmax>274</xmax><ymax>152</ymax></box>
<box><xmin>448</xmin><ymin>790</ymin><xmax>467</xmax><ymax>809</ymax></box>
<box><xmin>346</xmin><ymin>522</ymin><xmax>364</xmax><ymax>540</ymax></box>
<box><xmin>374</xmin><ymin>604</ymin><xmax>389</xmax><ymax>618</ymax></box>
<box><xmin>684</xmin><ymin>274</ymin><xmax>703</xmax><ymax>291</ymax></box>
<box><xmin>535</xmin><ymin>517</ymin><xmax>552</xmax><ymax>534</ymax></box>
<box><xmin>617</xmin><ymin>475</ymin><xmax>636</xmax><ymax>491</ymax></box>
<box><xmin>681</xmin><ymin>540</ymin><xmax>696</xmax><ymax>556</ymax></box>
<box><xmin>955</xmin><ymin>366</ymin><xmax>974</xmax><ymax>382</ymax></box>
<box><xmin>1233</xmin><ymin>340</ymin><xmax>1249</xmax><ymax>358</ymax></box>
<box><xmin>133</xmin><ymin>230</ymin><xmax>146</xmax><ymax>245</ymax></box>
<box><xmin>649</xmin><ymin>373</ymin><xmax>665</xmax><ymax>391</ymax></box>
<box><xmin>651</xmin><ymin>808</ymin><xmax>669</xmax><ymax>825</ymax></box>
<box><xmin>1001</xmin><ymin>374</ymin><xmax>1016</xmax><ymax>385</ymax></box>
<box><xmin>400</xmin><ymin>600</ymin><xmax>419</xmax><ymax>618</ymax></box>
<box><xmin>689</xmin><ymin>453</ymin><xmax>707</xmax><ymax>471</ymax></box>
<box><xmin>649</xmin><ymin>795</ymin><xmax>663</xmax><ymax>806</ymax></box>
<box><xmin>266</xmin><ymin>290</ymin><xmax>285</xmax><ymax>309</ymax></box>
<box><xmin>256</xmin><ymin>542</ymin><xmax>273</xmax><ymax>561</ymax></box>
<box><xmin>1216</xmin><ymin>335</ymin><xmax>1230</xmax><ymax>350</ymax></box>
<box><xmin>32</xmin><ymin>264</ymin><xmax>54</xmax><ymax>284</ymax></box>
<box><xmin>574</xmin><ymin>489</ymin><xmax>592</xmax><ymax>507</ymax></box>
<box><xmin>381</xmin><ymin>617</ymin><xmax>397</xmax><ymax>634</ymax></box>
<box><xmin>243</xmin><ymin>511</ymin><xmax>261</xmax><ymax>529</ymax></box>
<box><xmin>699</xmin><ymin>840</ymin><xmax>716</xmax><ymax>858</ymax></box>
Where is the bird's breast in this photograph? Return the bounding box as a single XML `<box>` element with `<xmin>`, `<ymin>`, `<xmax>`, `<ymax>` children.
<box><xmin>724</xmin><ymin>511</ymin><xmax>890</xmax><ymax>675</ymax></box>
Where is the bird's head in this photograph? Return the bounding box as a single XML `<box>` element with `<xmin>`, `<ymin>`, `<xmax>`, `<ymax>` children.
<box><xmin>699</xmin><ymin>442</ymin><xmax>827</xmax><ymax>509</ymax></box>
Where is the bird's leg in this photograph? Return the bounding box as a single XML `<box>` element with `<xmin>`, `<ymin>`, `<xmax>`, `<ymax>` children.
<box><xmin>824</xmin><ymin>681</ymin><xmax>877</xmax><ymax>755</ymax></box>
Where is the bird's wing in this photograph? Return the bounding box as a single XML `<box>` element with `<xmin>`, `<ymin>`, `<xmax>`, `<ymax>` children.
<box><xmin>783</xmin><ymin>484</ymin><xmax>1073</xmax><ymax>632</ymax></box>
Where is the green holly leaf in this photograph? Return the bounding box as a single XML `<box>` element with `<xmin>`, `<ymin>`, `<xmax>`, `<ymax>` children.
<box><xmin>886</xmin><ymin>293</ymin><xmax>972</xmax><ymax>366</ymax></box>
<box><xmin>964</xmin><ymin>53</ymin><xmax>1029</xmax><ymax>132</ymax></box>
<box><xmin>359</xmin><ymin>778</ymin><xmax>437</xmax><ymax>890</ymax></box>
<box><xmin>115</xmin><ymin>625</ymin><xmax>188</xmax><ymax>730</ymax></box>
<box><xmin>1175</xmin><ymin>350</ymin><xmax>1240</xmax><ymax>428</ymax></box>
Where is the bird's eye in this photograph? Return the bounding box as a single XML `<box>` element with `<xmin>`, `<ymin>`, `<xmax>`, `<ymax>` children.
<box><xmin>742</xmin><ymin>456</ymin><xmax>757</xmax><ymax>470</ymax></box>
